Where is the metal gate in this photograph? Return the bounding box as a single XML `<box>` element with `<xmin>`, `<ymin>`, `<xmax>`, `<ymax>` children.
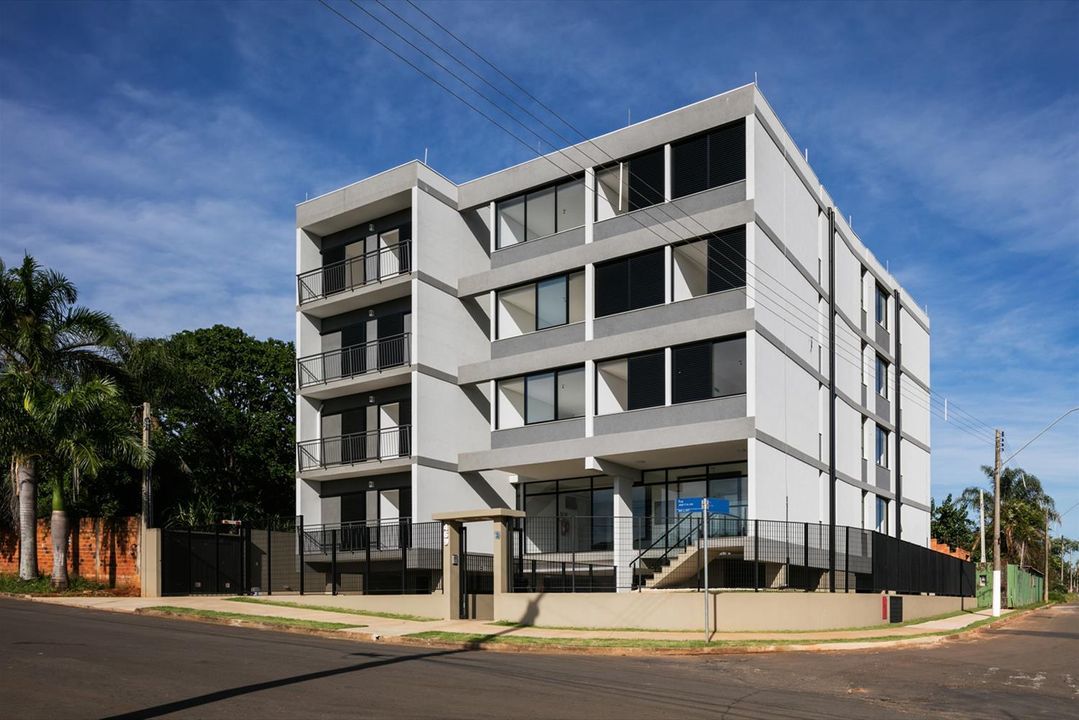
<box><xmin>457</xmin><ymin>527</ymin><xmax>493</xmax><ymax>619</ymax></box>
<box><xmin>161</xmin><ymin>524</ymin><xmax>249</xmax><ymax>595</ymax></box>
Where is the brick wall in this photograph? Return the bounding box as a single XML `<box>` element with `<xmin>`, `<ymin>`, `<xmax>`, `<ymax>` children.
<box><xmin>0</xmin><ymin>516</ymin><xmax>140</xmax><ymax>590</ymax></box>
<box><xmin>930</xmin><ymin>538</ymin><xmax>972</xmax><ymax>561</ymax></box>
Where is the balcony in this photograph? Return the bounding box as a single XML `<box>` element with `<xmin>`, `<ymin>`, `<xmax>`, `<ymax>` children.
<box><xmin>297</xmin><ymin>240</ymin><xmax>412</xmax><ymax>310</ymax></box>
<box><xmin>297</xmin><ymin>333</ymin><xmax>411</xmax><ymax>397</ymax></box>
<box><xmin>297</xmin><ymin>426</ymin><xmax>412</xmax><ymax>474</ymax></box>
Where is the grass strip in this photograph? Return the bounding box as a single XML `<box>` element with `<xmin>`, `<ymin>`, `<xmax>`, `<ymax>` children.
<box><xmin>145</xmin><ymin>606</ymin><xmax>363</xmax><ymax>631</ymax></box>
<box><xmin>227</xmin><ymin>596</ymin><xmax>438</xmax><ymax>622</ymax></box>
<box><xmin>487</xmin><ymin>608</ymin><xmax>978</xmax><ymax>634</ymax></box>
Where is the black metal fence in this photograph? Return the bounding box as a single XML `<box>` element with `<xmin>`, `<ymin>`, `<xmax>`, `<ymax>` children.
<box><xmin>507</xmin><ymin>514</ymin><xmax>974</xmax><ymax>597</ymax></box>
<box><xmin>161</xmin><ymin>517</ymin><xmax>443</xmax><ymax>596</ymax></box>
<box><xmin>297</xmin><ymin>240</ymin><xmax>412</xmax><ymax>304</ymax></box>
<box><xmin>296</xmin><ymin>333</ymin><xmax>411</xmax><ymax>388</ymax></box>
<box><xmin>296</xmin><ymin>426</ymin><xmax>411</xmax><ymax>471</ymax></box>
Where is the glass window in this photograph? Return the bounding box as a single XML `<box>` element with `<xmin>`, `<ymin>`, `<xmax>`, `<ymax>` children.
<box><xmin>525</xmin><ymin>372</ymin><xmax>555</xmax><ymax>424</ymax></box>
<box><xmin>526</xmin><ymin>186</ymin><xmax>556</xmax><ymax>241</ymax></box>
<box><xmin>595</xmin><ymin>248</ymin><xmax>664</xmax><ymax>317</ymax></box>
<box><xmin>875</xmin><ymin>425</ymin><xmax>888</xmax><ymax>467</ymax></box>
<box><xmin>536</xmin><ymin>276</ymin><xmax>568</xmax><ymax>330</ymax></box>
<box><xmin>496</xmin><ymin>195</ymin><xmax>525</xmax><ymax>248</ymax></box>
<box><xmin>556</xmin><ymin>367</ymin><xmax>585</xmax><ymax>420</ymax></box>
<box><xmin>712</xmin><ymin>336</ymin><xmax>746</xmax><ymax>397</ymax></box>
<box><xmin>556</xmin><ymin>179</ymin><xmax>585</xmax><ymax>232</ymax></box>
<box><xmin>671</xmin><ymin>120</ymin><xmax>746</xmax><ymax>200</ymax></box>
<box><xmin>875</xmin><ymin>355</ymin><xmax>888</xmax><ymax>398</ymax></box>
<box><xmin>627</xmin><ymin>148</ymin><xmax>665</xmax><ymax>210</ymax></box>
<box><xmin>875</xmin><ymin>496</ymin><xmax>888</xmax><ymax>533</ymax></box>
<box><xmin>875</xmin><ymin>284</ymin><xmax>888</xmax><ymax>327</ymax></box>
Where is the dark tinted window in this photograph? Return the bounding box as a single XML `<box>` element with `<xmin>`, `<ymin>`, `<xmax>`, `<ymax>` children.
<box><xmin>672</xmin><ymin>336</ymin><xmax>746</xmax><ymax>403</ymax></box>
<box><xmin>707</xmin><ymin>226</ymin><xmax>746</xmax><ymax>293</ymax></box>
<box><xmin>627</xmin><ymin>148</ymin><xmax>665</xmax><ymax>210</ymax></box>
<box><xmin>595</xmin><ymin>248</ymin><xmax>664</xmax><ymax>317</ymax></box>
<box><xmin>627</xmin><ymin>351</ymin><xmax>665</xmax><ymax>410</ymax></box>
<box><xmin>671</xmin><ymin>119</ymin><xmax>746</xmax><ymax>200</ymax></box>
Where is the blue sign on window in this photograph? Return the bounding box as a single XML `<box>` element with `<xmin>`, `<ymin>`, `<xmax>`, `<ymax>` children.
<box><xmin>675</xmin><ymin>497</ymin><xmax>731</xmax><ymax>514</ymax></box>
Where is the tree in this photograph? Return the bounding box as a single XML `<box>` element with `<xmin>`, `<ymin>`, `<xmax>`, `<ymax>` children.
<box><xmin>0</xmin><ymin>255</ymin><xmax>125</xmax><ymax>580</ymax></box>
<box><xmin>961</xmin><ymin>466</ymin><xmax>1058</xmax><ymax>568</ymax></box>
<box><xmin>931</xmin><ymin>494</ymin><xmax>975</xmax><ymax>552</ymax></box>
<box><xmin>151</xmin><ymin>326</ymin><xmax>294</xmax><ymax>525</ymax></box>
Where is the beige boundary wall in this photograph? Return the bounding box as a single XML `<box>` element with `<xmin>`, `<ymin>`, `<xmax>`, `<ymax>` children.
<box><xmin>268</xmin><ymin>592</ymin><xmax>447</xmax><ymax>618</ymax></box>
<box><xmin>494</xmin><ymin>592</ymin><xmax>967</xmax><ymax>631</ymax></box>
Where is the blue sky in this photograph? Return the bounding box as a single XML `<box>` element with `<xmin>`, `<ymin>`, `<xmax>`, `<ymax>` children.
<box><xmin>2</xmin><ymin>1</ymin><xmax>1077</xmax><ymax>541</ymax></box>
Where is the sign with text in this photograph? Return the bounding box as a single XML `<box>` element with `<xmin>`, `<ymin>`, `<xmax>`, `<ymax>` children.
<box><xmin>675</xmin><ymin>497</ymin><xmax>731</xmax><ymax>515</ymax></box>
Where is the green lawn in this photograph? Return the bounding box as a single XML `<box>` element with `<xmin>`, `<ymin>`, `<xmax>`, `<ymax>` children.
<box><xmin>227</xmin><ymin>596</ymin><xmax>439</xmax><ymax>622</ymax></box>
<box><xmin>143</xmin><ymin>606</ymin><xmax>363</xmax><ymax>631</ymax></box>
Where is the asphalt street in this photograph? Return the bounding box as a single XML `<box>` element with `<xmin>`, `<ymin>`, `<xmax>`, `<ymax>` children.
<box><xmin>0</xmin><ymin>598</ymin><xmax>1075</xmax><ymax>719</ymax></box>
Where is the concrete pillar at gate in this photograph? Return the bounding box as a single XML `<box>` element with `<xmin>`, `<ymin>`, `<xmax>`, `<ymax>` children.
<box><xmin>434</xmin><ymin>509</ymin><xmax>524</xmax><ymax>619</ymax></box>
<box><xmin>613</xmin><ymin>476</ymin><xmax>635</xmax><ymax>592</ymax></box>
<box><xmin>493</xmin><ymin>517</ymin><xmax>512</xmax><ymax>594</ymax></box>
<box><xmin>442</xmin><ymin>521</ymin><xmax>462</xmax><ymax>620</ymax></box>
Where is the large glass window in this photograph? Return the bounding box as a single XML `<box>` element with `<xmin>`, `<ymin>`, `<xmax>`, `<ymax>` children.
<box><xmin>875</xmin><ymin>496</ymin><xmax>888</xmax><ymax>533</ymax></box>
<box><xmin>497</xmin><ymin>366</ymin><xmax>585</xmax><ymax>428</ymax></box>
<box><xmin>671</xmin><ymin>119</ymin><xmax>746</xmax><ymax>199</ymax></box>
<box><xmin>496</xmin><ymin>271</ymin><xmax>585</xmax><ymax>338</ymax></box>
<box><xmin>594</xmin><ymin>248</ymin><xmax>664</xmax><ymax>317</ymax></box>
<box><xmin>496</xmin><ymin>177</ymin><xmax>585</xmax><ymax>249</ymax></box>
<box><xmin>672</xmin><ymin>335</ymin><xmax>746</xmax><ymax>403</ymax></box>
<box><xmin>595</xmin><ymin>147</ymin><xmax>666</xmax><ymax>220</ymax></box>
<box><xmin>596</xmin><ymin>349</ymin><xmax>664</xmax><ymax>414</ymax></box>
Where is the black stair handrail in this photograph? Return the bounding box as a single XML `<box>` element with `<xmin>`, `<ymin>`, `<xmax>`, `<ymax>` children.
<box><xmin>629</xmin><ymin>513</ymin><xmax>701</xmax><ymax>591</ymax></box>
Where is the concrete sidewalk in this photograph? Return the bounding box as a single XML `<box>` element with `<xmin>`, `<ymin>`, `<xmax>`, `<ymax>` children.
<box><xmin>24</xmin><ymin>594</ymin><xmax>1010</xmax><ymax>646</ymax></box>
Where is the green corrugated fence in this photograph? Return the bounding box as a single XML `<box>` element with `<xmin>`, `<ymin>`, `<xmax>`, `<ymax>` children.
<box><xmin>1006</xmin><ymin>564</ymin><xmax>1044</xmax><ymax>608</ymax></box>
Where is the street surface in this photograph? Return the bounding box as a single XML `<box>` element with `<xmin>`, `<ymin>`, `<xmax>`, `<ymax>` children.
<box><xmin>0</xmin><ymin>597</ymin><xmax>1075</xmax><ymax>719</ymax></box>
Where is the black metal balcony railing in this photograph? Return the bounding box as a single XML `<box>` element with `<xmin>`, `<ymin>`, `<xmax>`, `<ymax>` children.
<box><xmin>297</xmin><ymin>333</ymin><xmax>411</xmax><ymax>388</ymax></box>
<box><xmin>297</xmin><ymin>240</ymin><xmax>412</xmax><ymax>305</ymax></box>
<box><xmin>297</xmin><ymin>426</ymin><xmax>412</xmax><ymax>471</ymax></box>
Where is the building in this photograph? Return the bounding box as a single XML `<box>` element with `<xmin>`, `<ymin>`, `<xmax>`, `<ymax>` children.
<box><xmin>293</xmin><ymin>84</ymin><xmax>932</xmax><ymax>590</ymax></box>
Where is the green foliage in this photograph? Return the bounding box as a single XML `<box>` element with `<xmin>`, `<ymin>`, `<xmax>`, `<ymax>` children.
<box><xmin>0</xmin><ymin>572</ymin><xmax>111</xmax><ymax>595</ymax></box>
<box><xmin>961</xmin><ymin>466</ymin><xmax>1057</xmax><ymax>569</ymax></box>
<box><xmin>930</xmin><ymin>494</ymin><xmax>975</xmax><ymax>551</ymax></box>
<box><xmin>150</xmin><ymin>325</ymin><xmax>294</xmax><ymax>526</ymax></box>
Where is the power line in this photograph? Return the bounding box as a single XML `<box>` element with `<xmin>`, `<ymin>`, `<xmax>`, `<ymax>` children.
<box><xmin>315</xmin><ymin>0</ymin><xmax>991</xmax><ymax>450</ymax></box>
<box><xmin>1002</xmin><ymin>407</ymin><xmax>1079</xmax><ymax>466</ymax></box>
<box><xmin>391</xmin><ymin>0</ymin><xmax>997</xmax><ymax>438</ymax></box>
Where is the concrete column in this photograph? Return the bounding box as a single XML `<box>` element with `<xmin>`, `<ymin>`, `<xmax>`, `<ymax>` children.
<box><xmin>613</xmin><ymin>475</ymin><xmax>634</xmax><ymax>592</ymax></box>
<box><xmin>139</xmin><ymin>528</ymin><xmax>162</xmax><ymax>598</ymax></box>
<box><xmin>493</xmin><ymin>518</ymin><xmax>512</xmax><ymax>594</ymax></box>
<box><xmin>442</xmin><ymin>521</ymin><xmax>462</xmax><ymax>619</ymax></box>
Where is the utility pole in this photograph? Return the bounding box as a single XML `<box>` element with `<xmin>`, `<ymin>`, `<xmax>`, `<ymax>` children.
<box><xmin>992</xmin><ymin>429</ymin><xmax>1002</xmax><ymax>617</ymax></box>
<box><xmin>141</xmin><ymin>402</ymin><xmax>152</xmax><ymax>530</ymax></box>
<box><xmin>979</xmin><ymin>489</ymin><xmax>986</xmax><ymax>564</ymax></box>
<box><xmin>1043</xmin><ymin>508</ymin><xmax>1049</xmax><ymax>604</ymax></box>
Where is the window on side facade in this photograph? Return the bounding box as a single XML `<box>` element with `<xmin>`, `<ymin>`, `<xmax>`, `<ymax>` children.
<box><xmin>875</xmin><ymin>424</ymin><xmax>888</xmax><ymax>468</ymax></box>
<box><xmin>875</xmin><ymin>496</ymin><xmax>888</xmax><ymax>534</ymax></box>
<box><xmin>672</xmin><ymin>335</ymin><xmax>747</xmax><ymax>404</ymax></box>
<box><xmin>495</xmin><ymin>177</ymin><xmax>585</xmax><ymax>249</ymax></box>
<box><xmin>875</xmin><ymin>283</ymin><xmax>888</xmax><ymax>328</ymax></box>
<box><xmin>875</xmin><ymin>355</ymin><xmax>889</xmax><ymax>398</ymax></box>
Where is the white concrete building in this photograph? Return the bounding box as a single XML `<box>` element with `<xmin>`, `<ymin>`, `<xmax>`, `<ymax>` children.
<box><xmin>293</xmin><ymin>84</ymin><xmax>932</xmax><ymax>585</ymax></box>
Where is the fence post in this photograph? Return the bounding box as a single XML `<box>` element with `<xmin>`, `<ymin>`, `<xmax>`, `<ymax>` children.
<box><xmin>331</xmin><ymin>528</ymin><xmax>338</xmax><ymax>596</ymax></box>
<box><xmin>844</xmin><ymin>528</ymin><xmax>850</xmax><ymax>593</ymax></box>
<box><xmin>400</xmin><ymin>522</ymin><xmax>408</xmax><ymax>594</ymax></box>
<box><xmin>214</xmin><ymin>523</ymin><xmax>221</xmax><ymax>594</ymax></box>
<box><xmin>531</xmin><ymin>558</ymin><xmax>536</xmax><ymax>592</ymax></box>
<box><xmin>571</xmin><ymin>517</ymin><xmax>577</xmax><ymax>593</ymax></box>
<box><xmin>266</xmin><ymin>525</ymin><xmax>273</xmax><ymax>596</ymax></box>
<box><xmin>803</xmin><ymin>523</ymin><xmax>810</xmax><ymax>592</ymax></box>
<box><xmin>298</xmin><ymin>515</ymin><xmax>305</xmax><ymax>596</ymax></box>
<box><xmin>754</xmin><ymin>519</ymin><xmax>760</xmax><ymax>592</ymax></box>
<box><xmin>239</xmin><ymin>523</ymin><xmax>246</xmax><ymax>595</ymax></box>
<box><xmin>186</xmin><ymin>527</ymin><xmax>193</xmax><ymax>594</ymax></box>
<box><xmin>364</xmin><ymin>524</ymin><xmax>371</xmax><ymax>595</ymax></box>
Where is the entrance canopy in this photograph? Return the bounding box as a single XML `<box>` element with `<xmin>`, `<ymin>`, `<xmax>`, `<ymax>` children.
<box><xmin>432</xmin><ymin>508</ymin><xmax>525</xmax><ymax>523</ymax></box>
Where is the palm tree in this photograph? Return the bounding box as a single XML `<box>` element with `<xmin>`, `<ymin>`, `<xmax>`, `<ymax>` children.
<box><xmin>0</xmin><ymin>255</ymin><xmax>124</xmax><ymax>581</ymax></box>
<box><xmin>961</xmin><ymin>466</ymin><xmax>1058</xmax><ymax>567</ymax></box>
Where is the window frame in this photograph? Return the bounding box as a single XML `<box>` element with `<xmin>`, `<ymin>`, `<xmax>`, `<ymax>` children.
<box><xmin>497</xmin><ymin>365</ymin><xmax>586</xmax><ymax>428</ymax></box>
<box><xmin>494</xmin><ymin>270</ymin><xmax>585</xmax><ymax>339</ymax></box>
<box><xmin>669</xmin><ymin>118</ymin><xmax>747</xmax><ymax>201</ymax></box>
<box><xmin>875</xmin><ymin>283</ymin><xmax>889</xmax><ymax>328</ymax></box>
<box><xmin>875</xmin><ymin>424</ymin><xmax>889</xmax><ymax>468</ymax></box>
<box><xmin>594</xmin><ymin>247</ymin><xmax>665</xmax><ymax>318</ymax></box>
<box><xmin>495</xmin><ymin>176</ymin><xmax>586</xmax><ymax>250</ymax></box>
<box><xmin>875</xmin><ymin>354</ymin><xmax>889</xmax><ymax>398</ymax></box>
<box><xmin>671</xmin><ymin>335</ymin><xmax>747</xmax><ymax>404</ymax></box>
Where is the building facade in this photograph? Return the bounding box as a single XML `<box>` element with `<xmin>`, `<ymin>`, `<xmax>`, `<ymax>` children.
<box><xmin>293</xmin><ymin>84</ymin><xmax>932</xmax><ymax>577</ymax></box>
